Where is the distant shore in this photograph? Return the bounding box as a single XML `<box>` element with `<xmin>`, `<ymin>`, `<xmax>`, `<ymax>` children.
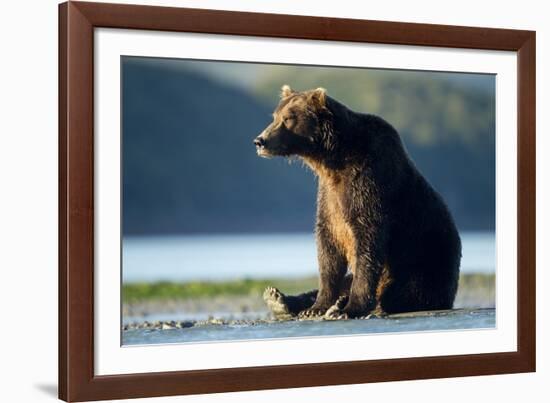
<box><xmin>123</xmin><ymin>273</ymin><xmax>495</xmax><ymax>320</ymax></box>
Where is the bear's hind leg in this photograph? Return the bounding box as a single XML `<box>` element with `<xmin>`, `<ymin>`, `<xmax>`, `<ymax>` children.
<box><xmin>263</xmin><ymin>287</ymin><xmax>318</xmax><ymax>320</ymax></box>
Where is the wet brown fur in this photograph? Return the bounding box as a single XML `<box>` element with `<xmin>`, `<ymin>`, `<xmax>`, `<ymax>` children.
<box><xmin>304</xmin><ymin>158</ymin><xmax>358</xmax><ymax>275</ymax></box>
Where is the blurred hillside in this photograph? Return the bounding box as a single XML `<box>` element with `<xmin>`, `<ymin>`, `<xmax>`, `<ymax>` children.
<box><xmin>122</xmin><ymin>57</ymin><xmax>495</xmax><ymax>235</ymax></box>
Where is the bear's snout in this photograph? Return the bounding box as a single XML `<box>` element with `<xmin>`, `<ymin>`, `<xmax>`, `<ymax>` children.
<box><xmin>254</xmin><ymin>135</ymin><xmax>272</xmax><ymax>158</ymax></box>
<box><xmin>253</xmin><ymin>136</ymin><xmax>266</xmax><ymax>148</ymax></box>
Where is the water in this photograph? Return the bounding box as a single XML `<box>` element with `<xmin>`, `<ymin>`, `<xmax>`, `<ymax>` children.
<box><xmin>123</xmin><ymin>231</ymin><xmax>495</xmax><ymax>282</ymax></box>
<box><xmin>122</xmin><ymin>309</ymin><xmax>496</xmax><ymax>345</ymax></box>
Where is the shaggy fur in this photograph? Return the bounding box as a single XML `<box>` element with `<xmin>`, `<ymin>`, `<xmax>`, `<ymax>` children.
<box><xmin>255</xmin><ymin>86</ymin><xmax>461</xmax><ymax>318</ymax></box>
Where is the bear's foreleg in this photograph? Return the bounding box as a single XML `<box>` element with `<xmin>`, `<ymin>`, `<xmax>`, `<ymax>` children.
<box><xmin>299</xmin><ymin>226</ymin><xmax>347</xmax><ymax>318</ymax></box>
<box><xmin>342</xmin><ymin>230</ymin><xmax>387</xmax><ymax>318</ymax></box>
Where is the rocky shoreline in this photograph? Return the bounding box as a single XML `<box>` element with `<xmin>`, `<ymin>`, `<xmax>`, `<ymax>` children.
<box><xmin>123</xmin><ymin>317</ymin><xmax>273</xmax><ymax>331</ymax></box>
<box><xmin>123</xmin><ymin>286</ymin><xmax>494</xmax><ymax>321</ymax></box>
<box><xmin>123</xmin><ymin>308</ymin><xmax>496</xmax><ymax>331</ymax></box>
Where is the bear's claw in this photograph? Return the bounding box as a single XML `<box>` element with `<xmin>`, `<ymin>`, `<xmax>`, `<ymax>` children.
<box><xmin>298</xmin><ymin>308</ymin><xmax>326</xmax><ymax>320</ymax></box>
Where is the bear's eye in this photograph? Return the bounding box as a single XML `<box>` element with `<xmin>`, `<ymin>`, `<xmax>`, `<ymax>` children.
<box><xmin>283</xmin><ymin>117</ymin><xmax>294</xmax><ymax>126</ymax></box>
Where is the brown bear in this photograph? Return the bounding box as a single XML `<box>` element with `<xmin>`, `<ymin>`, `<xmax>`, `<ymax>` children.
<box><xmin>255</xmin><ymin>85</ymin><xmax>461</xmax><ymax>319</ymax></box>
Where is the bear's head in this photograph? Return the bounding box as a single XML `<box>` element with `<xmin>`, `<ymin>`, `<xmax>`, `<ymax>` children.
<box><xmin>254</xmin><ymin>85</ymin><xmax>335</xmax><ymax>159</ymax></box>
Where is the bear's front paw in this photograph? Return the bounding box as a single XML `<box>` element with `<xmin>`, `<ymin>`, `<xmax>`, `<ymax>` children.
<box><xmin>324</xmin><ymin>296</ymin><xmax>350</xmax><ymax>320</ymax></box>
<box><xmin>339</xmin><ymin>303</ymin><xmax>371</xmax><ymax>319</ymax></box>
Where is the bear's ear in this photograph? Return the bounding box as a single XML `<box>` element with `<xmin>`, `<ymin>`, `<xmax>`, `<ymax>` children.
<box><xmin>280</xmin><ymin>84</ymin><xmax>295</xmax><ymax>98</ymax></box>
<box><xmin>309</xmin><ymin>87</ymin><xmax>327</xmax><ymax>106</ymax></box>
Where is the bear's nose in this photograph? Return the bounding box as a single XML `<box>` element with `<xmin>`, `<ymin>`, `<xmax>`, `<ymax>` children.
<box><xmin>254</xmin><ymin>137</ymin><xmax>265</xmax><ymax>147</ymax></box>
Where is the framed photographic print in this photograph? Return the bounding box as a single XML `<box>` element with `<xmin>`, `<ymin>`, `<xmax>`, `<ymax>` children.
<box><xmin>59</xmin><ymin>1</ymin><xmax>536</xmax><ymax>401</ymax></box>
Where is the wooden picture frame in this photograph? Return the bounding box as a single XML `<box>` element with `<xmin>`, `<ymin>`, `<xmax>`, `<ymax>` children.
<box><xmin>59</xmin><ymin>1</ymin><xmax>536</xmax><ymax>401</ymax></box>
